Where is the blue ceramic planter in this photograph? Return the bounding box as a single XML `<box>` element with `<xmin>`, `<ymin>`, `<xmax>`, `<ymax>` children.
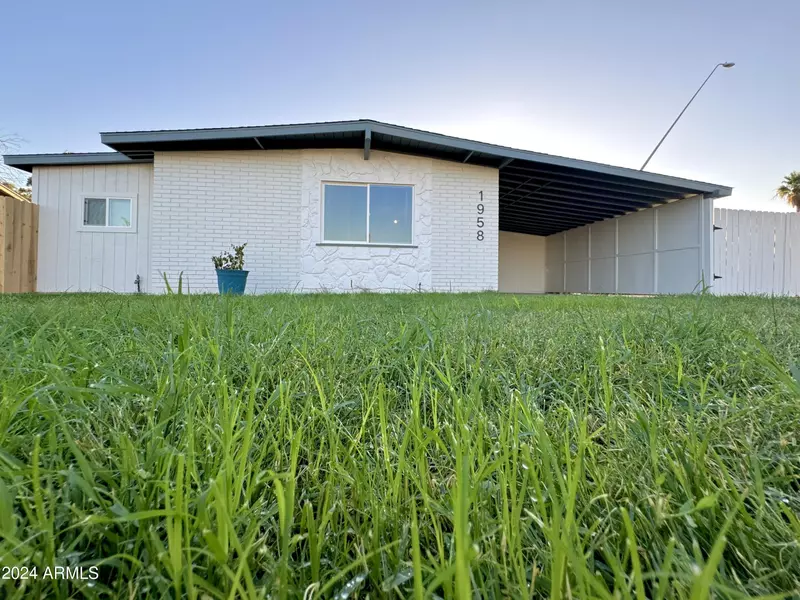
<box><xmin>216</xmin><ymin>269</ymin><xmax>249</xmax><ymax>295</ymax></box>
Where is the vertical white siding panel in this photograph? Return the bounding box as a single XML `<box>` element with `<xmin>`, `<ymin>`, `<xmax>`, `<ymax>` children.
<box><xmin>100</xmin><ymin>167</ymin><xmax>118</xmax><ymax>291</ymax></box>
<box><xmin>112</xmin><ymin>235</ymin><xmax>126</xmax><ymax>291</ymax></box>
<box><xmin>71</xmin><ymin>168</ymin><xmax>90</xmax><ymax>290</ymax></box>
<box><xmin>56</xmin><ymin>169</ymin><xmax>73</xmax><ymax>291</ymax></box>
<box><xmin>123</xmin><ymin>167</ymin><xmax>141</xmax><ymax>292</ymax></box>
<box><xmin>138</xmin><ymin>166</ymin><xmax>152</xmax><ymax>292</ymax></box>
<box><xmin>36</xmin><ymin>169</ymin><xmax>56</xmax><ymax>292</ymax></box>
<box><xmin>31</xmin><ymin>163</ymin><xmax>152</xmax><ymax>293</ymax></box>
<box><xmin>113</xmin><ymin>168</ymin><xmax>129</xmax><ymax>292</ymax></box>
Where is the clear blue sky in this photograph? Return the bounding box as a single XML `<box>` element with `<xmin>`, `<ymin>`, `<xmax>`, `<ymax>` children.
<box><xmin>2</xmin><ymin>0</ymin><xmax>797</xmax><ymax>211</ymax></box>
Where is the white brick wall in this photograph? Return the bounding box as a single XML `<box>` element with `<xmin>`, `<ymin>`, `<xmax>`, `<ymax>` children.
<box><xmin>431</xmin><ymin>161</ymin><xmax>499</xmax><ymax>291</ymax></box>
<box><xmin>149</xmin><ymin>148</ymin><xmax>498</xmax><ymax>293</ymax></box>
<box><xmin>150</xmin><ymin>150</ymin><xmax>302</xmax><ymax>292</ymax></box>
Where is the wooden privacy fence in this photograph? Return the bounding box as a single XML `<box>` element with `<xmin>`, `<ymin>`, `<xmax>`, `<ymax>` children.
<box><xmin>0</xmin><ymin>195</ymin><xmax>39</xmax><ymax>293</ymax></box>
<box><xmin>713</xmin><ymin>208</ymin><xmax>800</xmax><ymax>296</ymax></box>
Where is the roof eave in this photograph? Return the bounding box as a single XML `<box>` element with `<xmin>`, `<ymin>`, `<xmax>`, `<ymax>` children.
<box><xmin>100</xmin><ymin>119</ymin><xmax>371</xmax><ymax>145</ymax></box>
<box><xmin>99</xmin><ymin>119</ymin><xmax>731</xmax><ymax>199</ymax></box>
<box><xmin>3</xmin><ymin>152</ymin><xmax>151</xmax><ymax>173</ymax></box>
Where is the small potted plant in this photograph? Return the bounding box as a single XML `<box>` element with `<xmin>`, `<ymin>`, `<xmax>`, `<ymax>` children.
<box><xmin>212</xmin><ymin>243</ymin><xmax>248</xmax><ymax>295</ymax></box>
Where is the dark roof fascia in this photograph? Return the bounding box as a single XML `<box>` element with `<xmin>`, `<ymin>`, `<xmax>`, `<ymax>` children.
<box><xmin>100</xmin><ymin>119</ymin><xmax>731</xmax><ymax>199</ymax></box>
<box><xmin>100</xmin><ymin>120</ymin><xmax>368</xmax><ymax>144</ymax></box>
<box><xmin>3</xmin><ymin>152</ymin><xmax>151</xmax><ymax>173</ymax></box>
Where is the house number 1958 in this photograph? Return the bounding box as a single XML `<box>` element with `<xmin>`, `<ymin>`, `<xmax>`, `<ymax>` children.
<box><xmin>477</xmin><ymin>191</ymin><xmax>484</xmax><ymax>241</ymax></box>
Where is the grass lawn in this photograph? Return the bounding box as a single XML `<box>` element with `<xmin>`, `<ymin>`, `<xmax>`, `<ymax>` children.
<box><xmin>0</xmin><ymin>292</ymin><xmax>799</xmax><ymax>599</ymax></box>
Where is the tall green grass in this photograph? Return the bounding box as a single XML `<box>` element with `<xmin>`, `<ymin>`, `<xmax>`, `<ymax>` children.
<box><xmin>0</xmin><ymin>292</ymin><xmax>798</xmax><ymax>599</ymax></box>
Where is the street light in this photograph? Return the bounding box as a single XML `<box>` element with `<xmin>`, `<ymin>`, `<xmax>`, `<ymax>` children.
<box><xmin>639</xmin><ymin>62</ymin><xmax>735</xmax><ymax>171</ymax></box>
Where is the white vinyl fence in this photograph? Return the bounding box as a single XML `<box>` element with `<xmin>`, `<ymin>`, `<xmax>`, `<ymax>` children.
<box><xmin>713</xmin><ymin>208</ymin><xmax>800</xmax><ymax>296</ymax></box>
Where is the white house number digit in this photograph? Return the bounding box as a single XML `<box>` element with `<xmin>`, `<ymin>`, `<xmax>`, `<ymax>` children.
<box><xmin>477</xmin><ymin>191</ymin><xmax>484</xmax><ymax>241</ymax></box>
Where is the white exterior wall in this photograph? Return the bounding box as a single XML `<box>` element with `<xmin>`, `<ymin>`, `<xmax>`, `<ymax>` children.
<box><xmin>151</xmin><ymin>150</ymin><xmax>303</xmax><ymax>293</ymax></box>
<box><xmin>149</xmin><ymin>149</ymin><xmax>497</xmax><ymax>293</ymax></box>
<box><xmin>498</xmin><ymin>231</ymin><xmax>546</xmax><ymax>293</ymax></box>
<box><xmin>431</xmin><ymin>161</ymin><xmax>499</xmax><ymax>291</ymax></box>
<box><xmin>32</xmin><ymin>164</ymin><xmax>152</xmax><ymax>292</ymax></box>
<box><xmin>545</xmin><ymin>195</ymin><xmax>713</xmax><ymax>294</ymax></box>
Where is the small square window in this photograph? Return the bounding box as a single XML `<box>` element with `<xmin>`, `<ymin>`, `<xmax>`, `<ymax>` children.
<box><xmin>81</xmin><ymin>196</ymin><xmax>135</xmax><ymax>231</ymax></box>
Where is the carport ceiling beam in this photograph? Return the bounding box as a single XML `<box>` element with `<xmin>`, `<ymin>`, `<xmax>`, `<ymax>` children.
<box><xmin>503</xmin><ymin>171</ymin><xmax>684</xmax><ymax>201</ymax></box>
<box><xmin>499</xmin><ymin>221</ymin><xmax>557</xmax><ymax>233</ymax></box>
<box><xmin>498</xmin><ymin>157</ymin><xmax>514</xmax><ymax>169</ymax></box>
<box><xmin>363</xmin><ymin>127</ymin><xmax>371</xmax><ymax>160</ymax></box>
<box><xmin>463</xmin><ymin>150</ymin><xmax>474</xmax><ymax>163</ymax></box>
<box><xmin>502</xmin><ymin>187</ymin><xmax>652</xmax><ymax>210</ymax></box>
<box><xmin>502</xmin><ymin>164</ymin><xmax>697</xmax><ymax>198</ymax></box>
<box><xmin>502</xmin><ymin>179</ymin><xmax>661</xmax><ymax>205</ymax></box>
<box><xmin>501</xmin><ymin>197</ymin><xmax>623</xmax><ymax>216</ymax></box>
<box><xmin>500</xmin><ymin>211</ymin><xmax>600</xmax><ymax>222</ymax></box>
<box><xmin>500</xmin><ymin>206</ymin><xmax>621</xmax><ymax>222</ymax></box>
<box><xmin>500</xmin><ymin>222</ymin><xmax>585</xmax><ymax>236</ymax></box>
<box><xmin>498</xmin><ymin>219</ymin><xmax>561</xmax><ymax>230</ymax></box>
<box><xmin>500</xmin><ymin>209</ymin><xmax>599</xmax><ymax>226</ymax></box>
<box><xmin>502</xmin><ymin>192</ymin><xmax>630</xmax><ymax>212</ymax></box>
<box><xmin>501</xmin><ymin>226</ymin><xmax>556</xmax><ymax>236</ymax></box>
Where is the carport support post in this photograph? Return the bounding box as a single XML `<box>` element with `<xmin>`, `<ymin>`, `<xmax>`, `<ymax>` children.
<box><xmin>654</xmin><ymin>208</ymin><xmax>659</xmax><ymax>294</ymax></box>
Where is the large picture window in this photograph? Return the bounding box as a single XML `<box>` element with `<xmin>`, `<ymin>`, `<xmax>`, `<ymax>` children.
<box><xmin>323</xmin><ymin>183</ymin><xmax>413</xmax><ymax>245</ymax></box>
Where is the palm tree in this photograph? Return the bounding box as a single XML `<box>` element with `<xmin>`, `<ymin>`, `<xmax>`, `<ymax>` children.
<box><xmin>777</xmin><ymin>171</ymin><xmax>800</xmax><ymax>211</ymax></box>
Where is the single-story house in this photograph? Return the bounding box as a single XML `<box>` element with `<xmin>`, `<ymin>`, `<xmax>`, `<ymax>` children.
<box><xmin>3</xmin><ymin>119</ymin><xmax>731</xmax><ymax>294</ymax></box>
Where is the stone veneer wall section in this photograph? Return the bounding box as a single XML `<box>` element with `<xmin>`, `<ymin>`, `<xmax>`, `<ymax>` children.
<box><xmin>299</xmin><ymin>149</ymin><xmax>434</xmax><ymax>292</ymax></box>
<box><xmin>150</xmin><ymin>150</ymin><xmax>303</xmax><ymax>292</ymax></box>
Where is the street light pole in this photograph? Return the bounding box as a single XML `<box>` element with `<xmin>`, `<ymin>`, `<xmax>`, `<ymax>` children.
<box><xmin>639</xmin><ymin>62</ymin><xmax>735</xmax><ymax>171</ymax></box>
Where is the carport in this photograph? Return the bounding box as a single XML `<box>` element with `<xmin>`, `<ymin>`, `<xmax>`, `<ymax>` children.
<box><xmin>493</xmin><ymin>154</ymin><xmax>731</xmax><ymax>294</ymax></box>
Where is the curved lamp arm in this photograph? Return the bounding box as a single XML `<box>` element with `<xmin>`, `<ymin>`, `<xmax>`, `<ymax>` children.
<box><xmin>640</xmin><ymin>62</ymin><xmax>734</xmax><ymax>171</ymax></box>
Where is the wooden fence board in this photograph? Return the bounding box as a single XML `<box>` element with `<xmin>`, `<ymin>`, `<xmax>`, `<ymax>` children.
<box><xmin>0</xmin><ymin>196</ymin><xmax>39</xmax><ymax>293</ymax></box>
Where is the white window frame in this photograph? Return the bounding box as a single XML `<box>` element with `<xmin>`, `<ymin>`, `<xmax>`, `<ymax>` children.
<box><xmin>320</xmin><ymin>182</ymin><xmax>415</xmax><ymax>246</ymax></box>
<box><xmin>78</xmin><ymin>194</ymin><xmax>137</xmax><ymax>233</ymax></box>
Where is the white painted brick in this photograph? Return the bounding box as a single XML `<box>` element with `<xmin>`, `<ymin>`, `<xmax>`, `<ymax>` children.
<box><xmin>150</xmin><ymin>148</ymin><xmax>498</xmax><ymax>293</ymax></box>
<box><xmin>151</xmin><ymin>150</ymin><xmax>303</xmax><ymax>293</ymax></box>
<box><xmin>431</xmin><ymin>162</ymin><xmax>499</xmax><ymax>291</ymax></box>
